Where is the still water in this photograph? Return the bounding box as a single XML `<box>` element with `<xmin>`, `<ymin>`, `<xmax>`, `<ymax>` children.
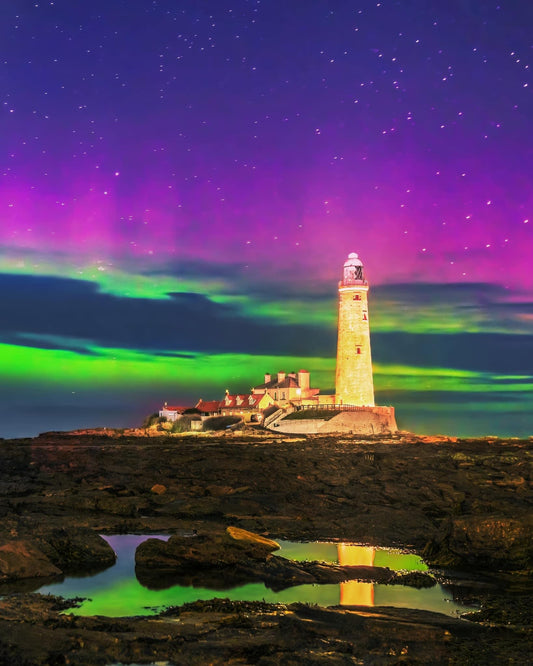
<box><xmin>37</xmin><ymin>535</ymin><xmax>475</xmax><ymax>618</ymax></box>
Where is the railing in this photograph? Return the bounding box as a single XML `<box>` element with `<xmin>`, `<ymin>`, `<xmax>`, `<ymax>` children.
<box><xmin>263</xmin><ymin>408</ymin><xmax>284</xmax><ymax>428</ymax></box>
<box><xmin>293</xmin><ymin>403</ymin><xmax>393</xmax><ymax>413</ymax></box>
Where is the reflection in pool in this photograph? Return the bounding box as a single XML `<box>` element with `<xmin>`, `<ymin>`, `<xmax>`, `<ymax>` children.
<box><xmin>36</xmin><ymin>536</ymin><xmax>475</xmax><ymax>618</ymax></box>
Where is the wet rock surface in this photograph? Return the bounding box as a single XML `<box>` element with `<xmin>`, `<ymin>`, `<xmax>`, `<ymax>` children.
<box><xmin>35</xmin><ymin>527</ymin><xmax>117</xmax><ymax>573</ymax></box>
<box><xmin>0</xmin><ymin>430</ymin><xmax>531</xmax><ymax>663</ymax></box>
<box><xmin>135</xmin><ymin>526</ymin><xmax>436</xmax><ymax>591</ymax></box>
<box><xmin>0</xmin><ymin>528</ymin><xmax>116</xmax><ymax>585</ymax></box>
<box><xmin>0</xmin><ymin>592</ymin><xmax>530</xmax><ymax>665</ymax></box>
<box><xmin>135</xmin><ymin>526</ymin><xmax>280</xmax><ymax>570</ymax></box>
<box><xmin>424</xmin><ymin>513</ymin><xmax>533</xmax><ymax>571</ymax></box>
<box><xmin>0</xmin><ymin>540</ymin><xmax>62</xmax><ymax>582</ymax></box>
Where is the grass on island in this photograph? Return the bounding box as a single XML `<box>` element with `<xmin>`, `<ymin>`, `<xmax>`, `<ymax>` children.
<box><xmin>284</xmin><ymin>409</ymin><xmax>341</xmax><ymax>421</ymax></box>
<box><xmin>202</xmin><ymin>416</ymin><xmax>242</xmax><ymax>431</ymax></box>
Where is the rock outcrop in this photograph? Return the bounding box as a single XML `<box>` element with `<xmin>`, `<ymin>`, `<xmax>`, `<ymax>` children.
<box><xmin>135</xmin><ymin>526</ymin><xmax>279</xmax><ymax>571</ymax></box>
<box><xmin>135</xmin><ymin>526</ymin><xmax>435</xmax><ymax>591</ymax></box>
<box><xmin>0</xmin><ymin>540</ymin><xmax>61</xmax><ymax>582</ymax></box>
<box><xmin>35</xmin><ymin>528</ymin><xmax>116</xmax><ymax>573</ymax></box>
<box><xmin>424</xmin><ymin>514</ymin><xmax>533</xmax><ymax>571</ymax></box>
<box><xmin>0</xmin><ymin>529</ymin><xmax>115</xmax><ymax>583</ymax></box>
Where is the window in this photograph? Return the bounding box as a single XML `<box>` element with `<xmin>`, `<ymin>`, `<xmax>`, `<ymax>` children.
<box><xmin>363</xmin><ymin>312</ymin><xmax>367</xmax><ymax>320</ymax></box>
<box><xmin>353</xmin><ymin>294</ymin><xmax>361</xmax><ymax>301</ymax></box>
<box><xmin>356</xmin><ymin>346</ymin><xmax>361</xmax><ymax>354</ymax></box>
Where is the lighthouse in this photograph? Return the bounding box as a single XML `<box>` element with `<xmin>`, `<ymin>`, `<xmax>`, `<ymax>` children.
<box><xmin>335</xmin><ymin>252</ymin><xmax>375</xmax><ymax>406</ymax></box>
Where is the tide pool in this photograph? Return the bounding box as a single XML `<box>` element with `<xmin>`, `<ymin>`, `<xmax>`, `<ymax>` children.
<box><xmin>36</xmin><ymin>535</ymin><xmax>475</xmax><ymax>618</ymax></box>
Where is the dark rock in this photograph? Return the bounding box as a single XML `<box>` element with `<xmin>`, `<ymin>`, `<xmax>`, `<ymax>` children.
<box><xmin>0</xmin><ymin>540</ymin><xmax>61</xmax><ymax>581</ymax></box>
<box><xmin>35</xmin><ymin>528</ymin><xmax>116</xmax><ymax>573</ymax></box>
<box><xmin>0</xmin><ymin>433</ymin><xmax>532</xmax><ymax>664</ymax></box>
<box><xmin>134</xmin><ymin>526</ymin><xmax>422</xmax><ymax>592</ymax></box>
<box><xmin>135</xmin><ymin>526</ymin><xmax>279</xmax><ymax>572</ymax></box>
<box><xmin>423</xmin><ymin>514</ymin><xmax>533</xmax><ymax>571</ymax></box>
<box><xmin>393</xmin><ymin>570</ymin><xmax>436</xmax><ymax>588</ymax></box>
<box><xmin>97</xmin><ymin>495</ymin><xmax>148</xmax><ymax>516</ymax></box>
<box><xmin>1</xmin><ymin>592</ymin><xmax>512</xmax><ymax>666</ymax></box>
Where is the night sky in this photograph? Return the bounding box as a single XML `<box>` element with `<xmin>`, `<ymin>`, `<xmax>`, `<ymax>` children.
<box><xmin>1</xmin><ymin>0</ymin><xmax>532</xmax><ymax>438</ymax></box>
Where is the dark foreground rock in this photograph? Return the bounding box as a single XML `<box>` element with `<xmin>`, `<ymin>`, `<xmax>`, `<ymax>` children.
<box><xmin>36</xmin><ymin>527</ymin><xmax>117</xmax><ymax>573</ymax></box>
<box><xmin>0</xmin><ymin>540</ymin><xmax>62</xmax><ymax>582</ymax></box>
<box><xmin>0</xmin><ymin>431</ymin><xmax>531</xmax><ymax>663</ymax></box>
<box><xmin>424</xmin><ymin>514</ymin><xmax>533</xmax><ymax>571</ymax></box>
<box><xmin>0</xmin><ymin>528</ymin><xmax>115</xmax><ymax>583</ymax></box>
<box><xmin>135</xmin><ymin>526</ymin><xmax>436</xmax><ymax>591</ymax></box>
<box><xmin>0</xmin><ymin>593</ymin><xmax>531</xmax><ymax>666</ymax></box>
<box><xmin>136</xmin><ymin>525</ymin><xmax>280</xmax><ymax>569</ymax></box>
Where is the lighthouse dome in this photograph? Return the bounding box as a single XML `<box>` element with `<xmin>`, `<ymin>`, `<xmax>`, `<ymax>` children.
<box><xmin>342</xmin><ymin>252</ymin><xmax>365</xmax><ymax>284</ymax></box>
<box><xmin>344</xmin><ymin>252</ymin><xmax>363</xmax><ymax>267</ymax></box>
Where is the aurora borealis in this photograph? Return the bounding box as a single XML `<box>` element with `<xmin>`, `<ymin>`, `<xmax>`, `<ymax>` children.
<box><xmin>1</xmin><ymin>1</ymin><xmax>532</xmax><ymax>438</ymax></box>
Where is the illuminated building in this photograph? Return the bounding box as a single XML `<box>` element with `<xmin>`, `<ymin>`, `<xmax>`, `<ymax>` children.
<box><xmin>335</xmin><ymin>252</ymin><xmax>375</xmax><ymax>406</ymax></box>
<box><xmin>253</xmin><ymin>370</ymin><xmax>320</xmax><ymax>406</ymax></box>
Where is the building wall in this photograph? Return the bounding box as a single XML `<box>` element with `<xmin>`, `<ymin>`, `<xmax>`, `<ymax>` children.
<box><xmin>159</xmin><ymin>409</ymin><xmax>179</xmax><ymax>422</ymax></box>
<box><xmin>266</xmin><ymin>386</ymin><xmax>301</xmax><ymax>403</ymax></box>
<box><xmin>297</xmin><ymin>370</ymin><xmax>310</xmax><ymax>391</ymax></box>
<box><xmin>335</xmin><ymin>283</ymin><xmax>375</xmax><ymax>406</ymax></box>
<box><xmin>270</xmin><ymin>418</ymin><xmax>328</xmax><ymax>434</ymax></box>
<box><xmin>220</xmin><ymin>408</ymin><xmax>264</xmax><ymax>423</ymax></box>
<box><xmin>271</xmin><ymin>406</ymin><xmax>397</xmax><ymax>435</ymax></box>
<box><xmin>319</xmin><ymin>407</ymin><xmax>397</xmax><ymax>434</ymax></box>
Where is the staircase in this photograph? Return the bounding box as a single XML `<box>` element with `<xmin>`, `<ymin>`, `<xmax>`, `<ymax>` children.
<box><xmin>263</xmin><ymin>405</ymin><xmax>295</xmax><ymax>431</ymax></box>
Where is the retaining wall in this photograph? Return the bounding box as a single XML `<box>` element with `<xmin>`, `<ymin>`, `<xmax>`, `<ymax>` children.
<box><xmin>271</xmin><ymin>406</ymin><xmax>397</xmax><ymax>435</ymax></box>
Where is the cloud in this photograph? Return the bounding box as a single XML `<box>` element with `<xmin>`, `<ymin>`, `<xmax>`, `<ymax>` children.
<box><xmin>373</xmin><ymin>331</ymin><xmax>533</xmax><ymax>375</ymax></box>
<box><xmin>142</xmin><ymin>257</ymin><xmax>336</xmax><ymax>302</ymax></box>
<box><xmin>371</xmin><ymin>282</ymin><xmax>533</xmax><ymax>334</ymax></box>
<box><xmin>3</xmin><ymin>271</ymin><xmax>533</xmax><ymax>382</ymax></box>
<box><xmin>376</xmin><ymin>389</ymin><xmax>528</xmax><ymax>405</ymax></box>
<box><xmin>0</xmin><ymin>333</ymin><xmax>99</xmax><ymax>356</ymax></box>
<box><xmin>0</xmin><ymin>273</ymin><xmax>335</xmax><ymax>357</ymax></box>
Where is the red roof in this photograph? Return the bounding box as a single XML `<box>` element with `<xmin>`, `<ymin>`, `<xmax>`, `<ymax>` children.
<box><xmin>196</xmin><ymin>400</ymin><xmax>222</xmax><ymax>413</ymax></box>
<box><xmin>221</xmin><ymin>394</ymin><xmax>238</xmax><ymax>408</ymax></box>
<box><xmin>162</xmin><ymin>405</ymin><xmax>189</xmax><ymax>413</ymax></box>
<box><xmin>221</xmin><ymin>393</ymin><xmax>263</xmax><ymax>410</ymax></box>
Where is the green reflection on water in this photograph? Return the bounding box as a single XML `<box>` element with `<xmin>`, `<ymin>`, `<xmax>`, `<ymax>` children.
<box><xmin>277</xmin><ymin>540</ymin><xmax>428</xmax><ymax>572</ymax></box>
<box><xmin>36</xmin><ymin>536</ymin><xmax>470</xmax><ymax>618</ymax></box>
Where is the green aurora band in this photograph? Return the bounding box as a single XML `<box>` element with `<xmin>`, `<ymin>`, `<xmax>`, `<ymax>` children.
<box><xmin>2</xmin><ymin>264</ymin><xmax>532</xmax><ymax>436</ymax></box>
<box><xmin>3</xmin><ymin>342</ymin><xmax>532</xmax><ymax>405</ymax></box>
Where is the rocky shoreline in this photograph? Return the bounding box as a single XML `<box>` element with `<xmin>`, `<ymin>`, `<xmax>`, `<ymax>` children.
<box><xmin>0</xmin><ymin>430</ymin><xmax>531</xmax><ymax>664</ymax></box>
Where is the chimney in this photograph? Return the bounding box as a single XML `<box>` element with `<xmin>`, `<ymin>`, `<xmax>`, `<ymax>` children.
<box><xmin>264</xmin><ymin>373</ymin><xmax>271</xmax><ymax>383</ymax></box>
<box><xmin>298</xmin><ymin>369</ymin><xmax>310</xmax><ymax>391</ymax></box>
<box><xmin>277</xmin><ymin>371</ymin><xmax>286</xmax><ymax>383</ymax></box>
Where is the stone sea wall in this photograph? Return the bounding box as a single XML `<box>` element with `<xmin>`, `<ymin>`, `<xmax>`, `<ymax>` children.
<box><xmin>273</xmin><ymin>406</ymin><xmax>397</xmax><ymax>435</ymax></box>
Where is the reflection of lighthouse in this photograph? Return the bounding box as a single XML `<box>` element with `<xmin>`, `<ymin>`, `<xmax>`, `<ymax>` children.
<box><xmin>335</xmin><ymin>253</ymin><xmax>375</xmax><ymax>406</ymax></box>
<box><xmin>337</xmin><ymin>544</ymin><xmax>375</xmax><ymax>606</ymax></box>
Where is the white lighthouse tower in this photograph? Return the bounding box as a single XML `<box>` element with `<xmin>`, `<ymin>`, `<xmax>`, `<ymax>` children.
<box><xmin>335</xmin><ymin>252</ymin><xmax>375</xmax><ymax>406</ymax></box>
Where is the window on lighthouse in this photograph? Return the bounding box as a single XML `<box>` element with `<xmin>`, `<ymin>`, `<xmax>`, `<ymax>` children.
<box><xmin>353</xmin><ymin>294</ymin><xmax>361</xmax><ymax>301</ymax></box>
<box><xmin>362</xmin><ymin>312</ymin><xmax>368</xmax><ymax>320</ymax></box>
<box><xmin>356</xmin><ymin>346</ymin><xmax>361</xmax><ymax>354</ymax></box>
